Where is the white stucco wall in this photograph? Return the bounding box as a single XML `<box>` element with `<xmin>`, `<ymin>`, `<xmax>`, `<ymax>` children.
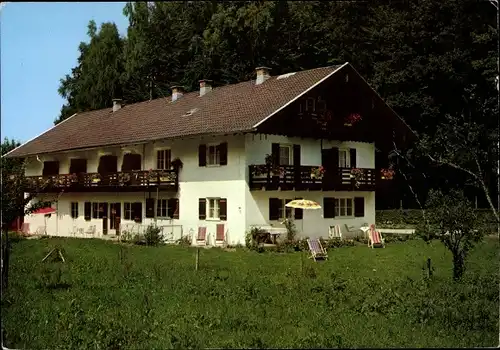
<box><xmin>23</xmin><ymin>133</ymin><xmax>376</xmax><ymax>245</ymax></box>
<box><xmin>245</xmin><ymin>189</ymin><xmax>375</xmax><ymax>240</ymax></box>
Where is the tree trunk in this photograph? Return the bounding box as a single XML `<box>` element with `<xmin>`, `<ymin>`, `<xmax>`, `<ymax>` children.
<box><xmin>452</xmin><ymin>251</ymin><xmax>465</xmax><ymax>281</ymax></box>
<box><xmin>1</xmin><ymin>228</ymin><xmax>10</xmax><ymax>290</ymax></box>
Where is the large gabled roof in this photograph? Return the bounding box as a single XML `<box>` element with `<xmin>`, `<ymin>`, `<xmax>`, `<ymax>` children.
<box><xmin>6</xmin><ymin>64</ymin><xmax>348</xmax><ymax>158</ymax></box>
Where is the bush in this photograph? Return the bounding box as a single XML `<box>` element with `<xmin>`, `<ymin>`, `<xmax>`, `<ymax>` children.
<box><xmin>177</xmin><ymin>235</ymin><xmax>191</xmax><ymax>246</ymax></box>
<box><xmin>143</xmin><ymin>225</ymin><xmax>164</xmax><ymax>246</ymax></box>
<box><xmin>245</xmin><ymin>227</ymin><xmax>270</xmax><ymax>250</ymax></box>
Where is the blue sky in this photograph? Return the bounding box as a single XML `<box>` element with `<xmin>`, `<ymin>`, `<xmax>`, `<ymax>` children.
<box><xmin>1</xmin><ymin>2</ymin><xmax>129</xmax><ymax>143</ymax></box>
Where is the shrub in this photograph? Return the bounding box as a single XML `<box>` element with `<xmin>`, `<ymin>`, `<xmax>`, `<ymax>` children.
<box><xmin>143</xmin><ymin>225</ymin><xmax>164</xmax><ymax>246</ymax></box>
<box><xmin>282</xmin><ymin>219</ymin><xmax>297</xmax><ymax>242</ymax></box>
<box><xmin>245</xmin><ymin>227</ymin><xmax>269</xmax><ymax>251</ymax></box>
<box><xmin>177</xmin><ymin>235</ymin><xmax>191</xmax><ymax>246</ymax></box>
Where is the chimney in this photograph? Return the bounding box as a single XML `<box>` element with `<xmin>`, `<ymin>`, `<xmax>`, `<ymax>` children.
<box><xmin>171</xmin><ymin>86</ymin><xmax>184</xmax><ymax>102</ymax></box>
<box><xmin>255</xmin><ymin>67</ymin><xmax>271</xmax><ymax>85</ymax></box>
<box><xmin>199</xmin><ymin>79</ymin><xmax>213</xmax><ymax>97</ymax></box>
<box><xmin>112</xmin><ymin>98</ymin><xmax>123</xmax><ymax>112</ymax></box>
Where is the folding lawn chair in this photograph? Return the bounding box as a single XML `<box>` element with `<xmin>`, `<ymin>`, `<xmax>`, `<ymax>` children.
<box><xmin>328</xmin><ymin>225</ymin><xmax>342</xmax><ymax>240</ymax></box>
<box><xmin>368</xmin><ymin>224</ymin><xmax>385</xmax><ymax>248</ymax></box>
<box><xmin>307</xmin><ymin>238</ymin><xmax>328</xmax><ymax>262</ymax></box>
<box><xmin>197</xmin><ymin>226</ymin><xmax>207</xmax><ymax>246</ymax></box>
<box><xmin>215</xmin><ymin>223</ymin><xmax>227</xmax><ymax>246</ymax></box>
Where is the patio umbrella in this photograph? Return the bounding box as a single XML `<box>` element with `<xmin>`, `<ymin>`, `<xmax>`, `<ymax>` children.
<box><xmin>285</xmin><ymin>199</ymin><xmax>322</xmax><ymax>234</ymax></box>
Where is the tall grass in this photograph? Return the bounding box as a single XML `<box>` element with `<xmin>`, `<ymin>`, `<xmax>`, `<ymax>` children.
<box><xmin>1</xmin><ymin>237</ymin><xmax>498</xmax><ymax>348</ymax></box>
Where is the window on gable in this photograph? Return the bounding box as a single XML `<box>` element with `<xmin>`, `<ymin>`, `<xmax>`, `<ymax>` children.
<box><xmin>156</xmin><ymin>149</ymin><xmax>171</xmax><ymax>170</ymax></box>
<box><xmin>305</xmin><ymin>97</ymin><xmax>315</xmax><ymax>112</ymax></box>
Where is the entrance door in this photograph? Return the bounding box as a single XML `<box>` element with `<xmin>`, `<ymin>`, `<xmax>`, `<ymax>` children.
<box><xmin>321</xmin><ymin>147</ymin><xmax>339</xmax><ymax>190</ymax></box>
<box><xmin>109</xmin><ymin>203</ymin><xmax>121</xmax><ymax>236</ymax></box>
<box><xmin>101</xmin><ymin>202</ymin><xmax>109</xmax><ymax>235</ymax></box>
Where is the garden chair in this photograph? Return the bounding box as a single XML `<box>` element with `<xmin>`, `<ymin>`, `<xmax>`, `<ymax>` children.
<box><xmin>368</xmin><ymin>224</ymin><xmax>385</xmax><ymax>248</ymax></box>
<box><xmin>215</xmin><ymin>223</ymin><xmax>227</xmax><ymax>246</ymax></box>
<box><xmin>86</xmin><ymin>225</ymin><xmax>96</xmax><ymax>236</ymax></box>
<box><xmin>35</xmin><ymin>226</ymin><xmax>46</xmax><ymax>235</ymax></box>
<box><xmin>328</xmin><ymin>225</ymin><xmax>342</xmax><ymax>240</ymax></box>
<box><xmin>197</xmin><ymin>226</ymin><xmax>207</xmax><ymax>246</ymax></box>
<box><xmin>307</xmin><ymin>238</ymin><xmax>328</xmax><ymax>262</ymax></box>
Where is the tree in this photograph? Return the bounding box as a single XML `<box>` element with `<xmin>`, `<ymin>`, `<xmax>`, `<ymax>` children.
<box><xmin>1</xmin><ymin>138</ymin><xmax>52</xmax><ymax>288</ymax></box>
<box><xmin>421</xmin><ymin>189</ymin><xmax>483</xmax><ymax>281</ymax></box>
<box><xmin>55</xmin><ymin>20</ymin><xmax>125</xmax><ymax>124</ymax></box>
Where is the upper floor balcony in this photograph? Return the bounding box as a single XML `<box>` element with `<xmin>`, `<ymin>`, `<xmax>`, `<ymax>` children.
<box><xmin>25</xmin><ymin>169</ymin><xmax>178</xmax><ymax>193</ymax></box>
<box><xmin>248</xmin><ymin>165</ymin><xmax>376</xmax><ymax>191</ymax></box>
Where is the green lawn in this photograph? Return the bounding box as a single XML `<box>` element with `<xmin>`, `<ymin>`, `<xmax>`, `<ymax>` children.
<box><xmin>2</xmin><ymin>237</ymin><xmax>498</xmax><ymax>348</ymax></box>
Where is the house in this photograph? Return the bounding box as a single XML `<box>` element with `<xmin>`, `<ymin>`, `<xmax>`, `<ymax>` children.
<box><xmin>4</xmin><ymin>63</ymin><xmax>413</xmax><ymax>245</ymax></box>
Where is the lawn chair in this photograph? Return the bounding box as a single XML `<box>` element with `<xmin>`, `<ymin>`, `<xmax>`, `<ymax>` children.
<box><xmin>329</xmin><ymin>225</ymin><xmax>342</xmax><ymax>240</ymax></box>
<box><xmin>215</xmin><ymin>223</ymin><xmax>227</xmax><ymax>246</ymax></box>
<box><xmin>197</xmin><ymin>226</ymin><xmax>207</xmax><ymax>246</ymax></box>
<box><xmin>368</xmin><ymin>224</ymin><xmax>385</xmax><ymax>248</ymax></box>
<box><xmin>86</xmin><ymin>225</ymin><xmax>96</xmax><ymax>236</ymax></box>
<box><xmin>307</xmin><ymin>238</ymin><xmax>328</xmax><ymax>262</ymax></box>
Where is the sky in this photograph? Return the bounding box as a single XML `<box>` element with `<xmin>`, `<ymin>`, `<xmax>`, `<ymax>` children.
<box><xmin>1</xmin><ymin>2</ymin><xmax>129</xmax><ymax>143</ymax></box>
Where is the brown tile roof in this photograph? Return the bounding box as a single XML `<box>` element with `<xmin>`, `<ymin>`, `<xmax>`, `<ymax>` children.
<box><xmin>6</xmin><ymin>65</ymin><xmax>344</xmax><ymax>158</ymax></box>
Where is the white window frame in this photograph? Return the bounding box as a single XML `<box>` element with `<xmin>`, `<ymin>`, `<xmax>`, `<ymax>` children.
<box><xmin>124</xmin><ymin>202</ymin><xmax>133</xmax><ymax>221</ymax></box>
<box><xmin>156</xmin><ymin>149</ymin><xmax>171</xmax><ymax>170</ymax></box>
<box><xmin>70</xmin><ymin>202</ymin><xmax>78</xmax><ymax>219</ymax></box>
<box><xmin>338</xmin><ymin>149</ymin><xmax>351</xmax><ymax>168</ymax></box>
<box><xmin>334</xmin><ymin>198</ymin><xmax>354</xmax><ymax>218</ymax></box>
<box><xmin>206</xmin><ymin>143</ymin><xmax>221</xmax><ymax>166</ymax></box>
<box><xmin>279</xmin><ymin>144</ymin><xmax>293</xmax><ymax>166</ymax></box>
<box><xmin>278</xmin><ymin>199</ymin><xmax>294</xmax><ymax>220</ymax></box>
<box><xmin>206</xmin><ymin>198</ymin><xmax>220</xmax><ymax>220</ymax></box>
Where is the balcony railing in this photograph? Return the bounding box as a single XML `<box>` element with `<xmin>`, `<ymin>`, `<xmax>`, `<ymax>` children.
<box><xmin>248</xmin><ymin>165</ymin><xmax>376</xmax><ymax>191</ymax></box>
<box><xmin>26</xmin><ymin>170</ymin><xmax>178</xmax><ymax>193</ymax></box>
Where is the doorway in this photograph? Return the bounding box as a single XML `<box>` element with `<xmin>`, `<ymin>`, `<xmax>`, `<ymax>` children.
<box><xmin>321</xmin><ymin>148</ymin><xmax>339</xmax><ymax>190</ymax></box>
<box><xmin>110</xmin><ymin>203</ymin><xmax>121</xmax><ymax>236</ymax></box>
<box><xmin>100</xmin><ymin>202</ymin><xmax>109</xmax><ymax>235</ymax></box>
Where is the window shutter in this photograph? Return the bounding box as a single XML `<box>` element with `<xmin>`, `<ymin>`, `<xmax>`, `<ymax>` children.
<box><xmin>167</xmin><ymin>198</ymin><xmax>177</xmax><ymax>218</ymax></box>
<box><xmin>332</xmin><ymin>147</ymin><xmax>339</xmax><ymax>169</ymax></box>
<box><xmin>293</xmin><ymin>144</ymin><xmax>301</xmax><ymax>166</ymax></box>
<box><xmin>354</xmin><ymin>197</ymin><xmax>365</xmax><ymax>217</ymax></box>
<box><xmin>269</xmin><ymin>198</ymin><xmax>280</xmax><ymax>220</ymax></box>
<box><xmin>132</xmin><ymin>202</ymin><xmax>142</xmax><ymax>223</ymax></box>
<box><xmin>198</xmin><ymin>198</ymin><xmax>206</xmax><ymax>220</ymax></box>
<box><xmin>323</xmin><ymin>197</ymin><xmax>336</xmax><ymax>218</ymax></box>
<box><xmin>219</xmin><ymin>198</ymin><xmax>227</xmax><ymax>221</ymax></box>
<box><xmin>271</xmin><ymin>143</ymin><xmax>280</xmax><ymax>166</ymax></box>
<box><xmin>219</xmin><ymin>142</ymin><xmax>228</xmax><ymax>165</ymax></box>
<box><xmin>84</xmin><ymin>202</ymin><xmax>91</xmax><ymax>221</ymax></box>
<box><xmin>173</xmin><ymin>198</ymin><xmax>179</xmax><ymax>219</ymax></box>
<box><xmin>294</xmin><ymin>197</ymin><xmax>303</xmax><ymax>220</ymax></box>
<box><xmin>145</xmin><ymin>198</ymin><xmax>155</xmax><ymax>218</ymax></box>
<box><xmin>198</xmin><ymin>144</ymin><xmax>207</xmax><ymax>167</ymax></box>
<box><xmin>350</xmin><ymin>148</ymin><xmax>357</xmax><ymax>168</ymax></box>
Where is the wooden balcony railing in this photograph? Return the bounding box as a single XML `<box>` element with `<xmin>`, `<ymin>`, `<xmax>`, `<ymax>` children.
<box><xmin>248</xmin><ymin>165</ymin><xmax>376</xmax><ymax>191</ymax></box>
<box><xmin>26</xmin><ymin>170</ymin><xmax>178</xmax><ymax>193</ymax></box>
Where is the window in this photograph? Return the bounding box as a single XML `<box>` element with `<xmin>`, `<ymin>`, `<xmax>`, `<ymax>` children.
<box><xmin>339</xmin><ymin>149</ymin><xmax>350</xmax><ymax>168</ymax></box>
<box><xmin>207</xmin><ymin>145</ymin><xmax>220</xmax><ymax>166</ymax></box>
<box><xmin>156</xmin><ymin>149</ymin><xmax>171</xmax><ymax>170</ymax></box>
<box><xmin>124</xmin><ymin>202</ymin><xmax>142</xmax><ymax>222</ymax></box>
<box><xmin>207</xmin><ymin>198</ymin><xmax>220</xmax><ymax>219</ymax></box>
<box><xmin>199</xmin><ymin>143</ymin><xmax>227</xmax><ymax>166</ymax></box>
<box><xmin>157</xmin><ymin>199</ymin><xmax>168</xmax><ymax>218</ymax></box>
<box><xmin>335</xmin><ymin>198</ymin><xmax>353</xmax><ymax>217</ymax></box>
<box><xmin>84</xmin><ymin>202</ymin><xmax>91</xmax><ymax>221</ymax></box>
<box><xmin>279</xmin><ymin>145</ymin><xmax>292</xmax><ymax>166</ymax></box>
<box><xmin>91</xmin><ymin>202</ymin><xmax>106</xmax><ymax>219</ymax></box>
<box><xmin>199</xmin><ymin>198</ymin><xmax>227</xmax><ymax>220</ymax></box>
<box><xmin>269</xmin><ymin>198</ymin><xmax>298</xmax><ymax>220</ymax></box>
<box><xmin>305</xmin><ymin>97</ymin><xmax>315</xmax><ymax>112</ymax></box>
<box><xmin>124</xmin><ymin>203</ymin><xmax>133</xmax><ymax>220</ymax></box>
<box><xmin>70</xmin><ymin>202</ymin><xmax>78</xmax><ymax>219</ymax></box>
<box><xmin>156</xmin><ymin>198</ymin><xmax>179</xmax><ymax>219</ymax></box>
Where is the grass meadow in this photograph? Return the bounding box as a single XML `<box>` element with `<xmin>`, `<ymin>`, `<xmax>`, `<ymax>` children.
<box><xmin>1</xmin><ymin>236</ymin><xmax>498</xmax><ymax>348</ymax></box>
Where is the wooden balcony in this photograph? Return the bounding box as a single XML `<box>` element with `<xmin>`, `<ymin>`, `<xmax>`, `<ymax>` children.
<box><xmin>25</xmin><ymin>170</ymin><xmax>178</xmax><ymax>193</ymax></box>
<box><xmin>248</xmin><ymin>165</ymin><xmax>376</xmax><ymax>191</ymax></box>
